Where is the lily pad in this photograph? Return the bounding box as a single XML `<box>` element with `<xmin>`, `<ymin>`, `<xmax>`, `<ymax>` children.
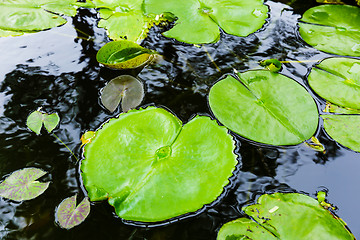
<box><xmin>144</xmin><ymin>0</ymin><xmax>268</xmax><ymax>44</ymax></box>
<box><xmin>0</xmin><ymin>0</ymin><xmax>93</xmax><ymax>36</ymax></box>
<box><xmin>26</xmin><ymin>110</ymin><xmax>60</xmax><ymax>135</ymax></box>
<box><xmin>322</xmin><ymin>115</ymin><xmax>360</xmax><ymax>152</ymax></box>
<box><xmin>96</xmin><ymin>41</ymin><xmax>156</xmax><ymax>70</ymax></box>
<box><xmin>81</xmin><ymin>131</ymin><xmax>96</xmax><ymax>147</ymax></box>
<box><xmin>101</xmin><ymin>75</ymin><xmax>144</xmax><ymax>113</ymax></box>
<box><xmin>81</xmin><ymin>106</ymin><xmax>237</xmax><ymax>222</ymax></box>
<box><xmin>56</xmin><ymin>195</ymin><xmax>90</xmax><ymax>229</ymax></box>
<box><xmin>0</xmin><ymin>168</ymin><xmax>50</xmax><ymax>201</ymax></box>
<box><xmin>218</xmin><ymin>192</ymin><xmax>355</xmax><ymax>239</ymax></box>
<box><xmin>93</xmin><ymin>0</ymin><xmax>171</xmax><ymax>42</ymax></box>
<box><xmin>259</xmin><ymin>59</ymin><xmax>282</xmax><ymax>72</ymax></box>
<box><xmin>299</xmin><ymin>5</ymin><xmax>360</xmax><ymax>56</ymax></box>
<box><xmin>308</xmin><ymin>57</ymin><xmax>360</xmax><ymax>110</ymax></box>
<box><xmin>208</xmin><ymin>70</ymin><xmax>319</xmax><ymax>145</ymax></box>
<box><xmin>324</xmin><ymin>102</ymin><xmax>360</xmax><ymax>114</ymax></box>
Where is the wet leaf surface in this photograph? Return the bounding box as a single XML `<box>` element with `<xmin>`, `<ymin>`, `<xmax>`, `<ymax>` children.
<box><xmin>101</xmin><ymin>75</ymin><xmax>144</xmax><ymax>113</ymax></box>
<box><xmin>81</xmin><ymin>106</ymin><xmax>237</xmax><ymax>222</ymax></box>
<box><xmin>299</xmin><ymin>5</ymin><xmax>360</xmax><ymax>56</ymax></box>
<box><xmin>56</xmin><ymin>195</ymin><xmax>90</xmax><ymax>229</ymax></box>
<box><xmin>209</xmin><ymin>70</ymin><xmax>319</xmax><ymax>145</ymax></box>
<box><xmin>0</xmin><ymin>168</ymin><xmax>50</xmax><ymax>201</ymax></box>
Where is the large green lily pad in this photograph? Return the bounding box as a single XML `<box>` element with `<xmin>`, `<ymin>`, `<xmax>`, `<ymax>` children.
<box><xmin>217</xmin><ymin>192</ymin><xmax>355</xmax><ymax>239</ymax></box>
<box><xmin>299</xmin><ymin>5</ymin><xmax>360</xmax><ymax>56</ymax></box>
<box><xmin>208</xmin><ymin>70</ymin><xmax>319</xmax><ymax>145</ymax></box>
<box><xmin>308</xmin><ymin>57</ymin><xmax>360</xmax><ymax>110</ymax></box>
<box><xmin>144</xmin><ymin>0</ymin><xmax>268</xmax><ymax>44</ymax></box>
<box><xmin>80</xmin><ymin>106</ymin><xmax>237</xmax><ymax>222</ymax></box>
<box><xmin>0</xmin><ymin>0</ymin><xmax>92</xmax><ymax>36</ymax></box>
<box><xmin>93</xmin><ymin>0</ymin><xmax>170</xmax><ymax>42</ymax></box>
<box><xmin>322</xmin><ymin>115</ymin><xmax>360</xmax><ymax>152</ymax></box>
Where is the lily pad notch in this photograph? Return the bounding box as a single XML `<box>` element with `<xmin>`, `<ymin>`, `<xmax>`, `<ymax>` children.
<box><xmin>81</xmin><ymin>106</ymin><xmax>238</xmax><ymax>223</ymax></box>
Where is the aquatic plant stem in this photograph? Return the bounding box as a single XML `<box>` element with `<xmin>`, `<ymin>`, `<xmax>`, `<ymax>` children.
<box><xmin>201</xmin><ymin>45</ymin><xmax>221</xmax><ymax>73</ymax></box>
<box><xmin>52</xmin><ymin>133</ymin><xmax>79</xmax><ymax>162</ymax></box>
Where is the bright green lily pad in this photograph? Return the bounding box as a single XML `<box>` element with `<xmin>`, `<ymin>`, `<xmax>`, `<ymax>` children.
<box><xmin>324</xmin><ymin>102</ymin><xmax>360</xmax><ymax>114</ymax></box>
<box><xmin>218</xmin><ymin>192</ymin><xmax>355</xmax><ymax>239</ymax></box>
<box><xmin>299</xmin><ymin>5</ymin><xmax>360</xmax><ymax>56</ymax></box>
<box><xmin>259</xmin><ymin>59</ymin><xmax>282</xmax><ymax>72</ymax></box>
<box><xmin>0</xmin><ymin>168</ymin><xmax>50</xmax><ymax>201</ymax></box>
<box><xmin>308</xmin><ymin>57</ymin><xmax>360</xmax><ymax>110</ymax></box>
<box><xmin>0</xmin><ymin>0</ymin><xmax>92</xmax><ymax>36</ymax></box>
<box><xmin>56</xmin><ymin>195</ymin><xmax>90</xmax><ymax>229</ymax></box>
<box><xmin>208</xmin><ymin>70</ymin><xmax>319</xmax><ymax>145</ymax></box>
<box><xmin>80</xmin><ymin>106</ymin><xmax>237</xmax><ymax>222</ymax></box>
<box><xmin>26</xmin><ymin>110</ymin><xmax>60</xmax><ymax>135</ymax></box>
<box><xmin>101</xmin><ymin>75</ymin><xmax>144</xmax><ymax>113</ymax></box>
<box><xmin>96</xmin><ymin>41</ymin><xmax>156</xmax><ymax>70</ymax></box>
<box><xmin>93</xmin><ymin>0</ymin><xmax>170</xmax><ymax>42</ymax></box>
<box><xmin>322</xmin><ymin>115</ymin><xmax>360</xmax><ymax>152</ymax></box>
<box><xmin>144</xmin><ymin>0</ymin><xmax>268</xmax><ymax>44</ymax></box>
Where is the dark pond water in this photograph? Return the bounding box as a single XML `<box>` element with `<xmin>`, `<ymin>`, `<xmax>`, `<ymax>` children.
<box><xmin>0</xmin><ymin>0</ymin><xmax>359</xmax><ymax>239</ymax></box>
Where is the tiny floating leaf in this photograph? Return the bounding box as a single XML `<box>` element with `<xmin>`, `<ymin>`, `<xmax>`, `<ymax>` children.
<box><xmin>81</xmin><ymin>131</ymin><xmax>96</xmax><ymax>147</ymax></box>
<box><xmin>259</xmin><ymin>59</ymin><xmax>282</xmax><ymax>72</ymax></box>
<box><xmin>56</xmin><ymin>195</ymin><xmax>90</xmax><ymax>229</ymax></box>
<box><xmin>96</xmin><ymin>41</ymin><xmax>156</xmax><ymax>70</ymax></box>
<box><xmin>27</xmin><ymin>110</ymin><xmax>60</xmax><ymax>134</ymax></box>
<box><xmin>218</xmin><ymin>192</ymin><xmax>355</xmax><ymax>239</ymax></box>
<box><xmin>101</xmin><ymin>75</ymin><xmax>144</xmax><ymax>113</ymax></box>
<box><xmin>0</xmin><ymin>168</ymin><xmax>50</xmax><ymax>201</ymax></box>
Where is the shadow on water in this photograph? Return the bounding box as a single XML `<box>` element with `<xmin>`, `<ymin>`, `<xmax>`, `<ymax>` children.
<box><xmin>0</xmin><ymin>0</ymin><xmax>359</xmax><ymax>239</ymax></box>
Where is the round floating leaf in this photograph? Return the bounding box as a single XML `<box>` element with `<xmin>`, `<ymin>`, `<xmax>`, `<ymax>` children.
<box><xmin>81</xmin><ymin>106</ymin><xmax>237</xmax><ymax>222</ymax></box>
<box><xmin>0</xmin><ymin>168</ymin><xmax>50</xmax><ymax>201</ymax></box>
<box><xmin>96</xmin><ymin>41</ymin><xmax>156</xmax><ymax>70</ymax></box>
<box><xmin>56</xmin><ymin>195</ymin><xmax>90</xmax><ymax>229</ymax></box>
<box><xmin>208</xmin><ymin>70</ymin><xmax>319</xmax><ymax>145</ymax></box>
<box><xmin>308</xmin><ymin>57</ymin><xmax>360</xmax><ymax>110</ymax></box>
<box><xmin>218</xmin><ymin>192</ymin><xmax>355</xmax><ymax>239</ymax></box>
<box><xmin>322</xmin><ymin>115</ymin><xmax>360</xmax><ymax>152</ymax></box>
<box><xmin>101</xmin><ymin>75</ymin><xmax>144</xmax><ymax>113</ymax></box>
<box><xmin>144</xmin><ymin>0</ymin><xmax>268</xmax><ymax>44</ymax></box>
<box><xmin>299</xmin><ymin>5</ymin><xmax>360</xmax><ymax>56</ymax></box>
<box><xmin>27</xmin><ymin>110</ymin><xmax>60</xmax><ymax>134</ymax></box>
<box><xmin>0</xmin><ymin>0</ymin><xmax>91</xmax><ymax>35</ymax></box>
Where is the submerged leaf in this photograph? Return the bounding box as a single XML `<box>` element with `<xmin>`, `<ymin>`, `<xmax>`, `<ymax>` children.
<box><xmin>209</xmin><ymin>70</ymin><xmax>319</xmax><ymax>145</ymax></box>
<box><xmin>81</xmin><ymin>106</ymin><xmax>237</xmax><ymax>222</ymax></box>
<box><xmin>56</xmin><ymin>195</ymin><xmax>90</xmax><ymax>229</ymax></box>
<box><xmin>322</xmin><ymin>115</ymin><xmax>360</xmax><ymax>152</ymax></box>
<box><xmin>101</xmin><ymin>75</ymin><xmax>144</xmax><ymax>113</ymax></box>
<box><xmin>27</xmin><ymin>110</ymin><xmax>60</xmax><ymax>134</ymax></box>
<box><xmin>218</xmin><ymin>192</ymin><xmax>355</xmax><ymax>239</ymax></box>
<box><xmin>0</xmin><ymin>168</ymin><xmax>50</xmax><ymax>201</ymax></box>
<box><xmin>299</xmin><ymin>5</ymin><xmax>360</xmax><ymax>56</ymax></box>
<box><xmin>144</xmin><ymin>0</ymin><xmax>268</xmax><ymax>44</ymax></box>
<box><xmin>96</xmin><ymin>41</ymin><xmax>156</xmax><ymax>70</ymax></box>
<box><xmin>308</xmin><ymin>57</ymin><xmax>360</xmax><ymax>110</ymax></box>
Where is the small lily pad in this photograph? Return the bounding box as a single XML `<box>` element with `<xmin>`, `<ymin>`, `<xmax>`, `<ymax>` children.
<box><xmin>0</xmin><ymin>168</ymin><xmax>50</xmax><ymax>201</ymax></box>
<box><xmin>208</xmin><ymin>70</ymin><xmax>319</xmax><ymax>145</ymax></box>
<box><xmin>217</xmin><ymin>192</ymin><xmax>355</xmax><ymax>239</ymax></box>
<box><xmin>96</xmin><ymin>41</ymin><xmax>156</xmax><ymax>70</ymax></box>
<box><xmin>81</xmin><ymin>131</ymin><xmax>96</xmax><ymax>147</ymax></box>
<box><xmin>259</xmin><ymin>59</ymin><xmax>282</xmax><ymax>72</ymax></box>
<box><xmin>101</xmin><ymin>75</ymin><xmax>144</xmax><ymax>113</ymax></box>
<box><xmin>27</xmin><ymin>110</ymin><xmax>60</xmax><ymax>135</ymax></box>
<box><xmin>322</xmin><ymin>115</ymin><xmax>360</xmax><ymax>152</ymax></box>
<box><xmin>299</xmin><ymin>5</ymin><xmax>360</xmax><ymax>56</ymax></box>
<box><xmin>55</xmin><ymin>195</ymin><xmax>90</xmax><ymax>229</ymax></box>
<box><xmin>308</xmin><ymin>57</ymin><xmax>360</xmax><ymax>110</ymax></box>
<box><xmin>81</xmin><ymin>106</ymin><xmax>237</xmax><ymax>222</ymax></box>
